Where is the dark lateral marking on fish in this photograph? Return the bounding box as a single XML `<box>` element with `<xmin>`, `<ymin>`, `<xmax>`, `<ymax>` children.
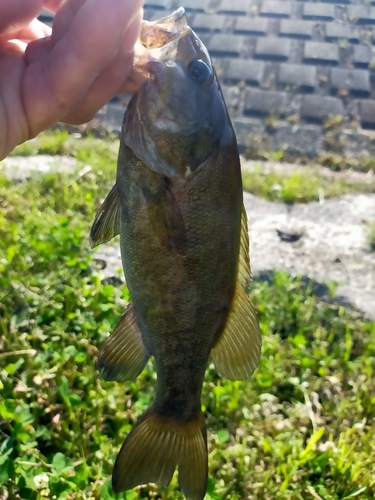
<box><xmin>142</xmin><ymin>181</ymin><xmax>187</xmax><ymax>254</ymax></box>
<box><xmin>90</xmin><ymin>183</ymin><xmax>121</xmax><ymax>248</ymax></box>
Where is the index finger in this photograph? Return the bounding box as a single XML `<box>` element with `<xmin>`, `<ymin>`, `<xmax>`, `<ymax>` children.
<box><xmin>23</xmin><ymin>0</ymin><xmax>143</xmax><ymax>135</ymax></box>
<box><xmin>0</xmin><ymin>0</ymin><xmax>43</xmax><ymax>35</ymax></box>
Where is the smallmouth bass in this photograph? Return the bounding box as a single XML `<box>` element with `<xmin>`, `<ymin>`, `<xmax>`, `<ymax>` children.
<box><xmin>90</xmin><ymin>8</ymin><xmax>261</xmax><ymax>500</ymax></box>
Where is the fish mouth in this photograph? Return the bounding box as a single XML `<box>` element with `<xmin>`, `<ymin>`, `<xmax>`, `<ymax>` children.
<box><xmin>140</xmin><ymin>7</ymin><xmax>187</xmax><ymax>49</ymax></box>
<box><xmin>131</xmin><ymin>8</ymin><xmax>189</xmax><ymax>84</ymax></box>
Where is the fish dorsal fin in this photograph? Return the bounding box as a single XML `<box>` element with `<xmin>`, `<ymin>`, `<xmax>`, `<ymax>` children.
<box><xmin>211</xmin><ymin>206</ymin><xmax>262</xmax><ymax>380</ymax></box>
<box><xmin>98</xmin><ymin>304</ymin><xmax>150</xmax><ymax>381</ymax></box>
<box><xmin>90</xmin><ymin>183</ymin><xmax>121</xmax><ymax>248</ymax></box>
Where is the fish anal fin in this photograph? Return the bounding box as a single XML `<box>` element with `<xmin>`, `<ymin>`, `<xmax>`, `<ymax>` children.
<box><xmin>98</xmin><ymin>305</ymin><xmax>149</xmax><ymax>382</ymax></box>
<box><xmin>113</xmin><ymin>410</ymin><xmax>207</xmax><ymax>500</ymax></box>
<box><xmin>211</xmin><ymin>205</ymin><xmax>261</xmax><ymax>380</ymax></box>
<box><xmin>90</xmin><ymin>183</ymin><xmax>121</xmax><ymax>248</ymax></box>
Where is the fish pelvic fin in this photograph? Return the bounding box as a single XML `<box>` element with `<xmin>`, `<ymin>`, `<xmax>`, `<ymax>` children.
<box><xmin>90</xmin><ymin>183</ymin><xmax>120</xmax><ymax>248</ymax></box>
<box><xmin>211</xmin><ymin>205</ymin><xmax>262</xmax><ymax>380</ymax></box>
<box><xmin>98</xmin><ymin>304</ymin><xmax>150</xmax><ymax>381</ymax></box>
<box><xmin>113</xmin><ymin>409</ymin><xmax>208</xmax><ymax>500</ymax></box>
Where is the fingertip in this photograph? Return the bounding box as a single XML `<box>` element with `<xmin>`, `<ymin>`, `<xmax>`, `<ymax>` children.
<box><xmin>25</xmin><ymin>35</ymin><xmax>52</xmax><ymax>65</ymax></box>
<box><xmin>120</xmin><ymin>7</ymin><xmax>143</xmax><ymax>53</ymax></box>
<box><xmin>118</xmin><ymin>77</ymin><xmax>142</xmax><ymax>94</ymax></box>
<box><xmin>42</xmin><ymin>0</ymin><xmax>66</xmax><ymax>14</ymax></box>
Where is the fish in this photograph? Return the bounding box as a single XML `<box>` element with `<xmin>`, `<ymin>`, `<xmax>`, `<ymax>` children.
<box><xmin>90</xmin><ymin>8</ymin><xmax>261</xmax><ymax>500</ymax></box>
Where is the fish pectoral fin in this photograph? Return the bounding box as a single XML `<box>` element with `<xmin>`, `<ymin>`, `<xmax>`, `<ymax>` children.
<box><xmin>90</xmin><ymin>183</ymin><xmax>121</xmax><ymax>248</ymax></box>
<box><xmin>98</xmin><ymin>304</ymin><xmax>150</xmax><ymax>381</ymax></box>
<box><xmin>143</xmin><ymin>180</ymin><xmax>187</xmax><ymax>253</ymax></box>
<box><xmin>211</xmin><ymin>206</ymin><xmax>261</xmax><ymax>380</ymax></box>
<box><xmin>113</xmin><ymin>409</ymin><xmax>207</xmax><ymax>500</ymax></box>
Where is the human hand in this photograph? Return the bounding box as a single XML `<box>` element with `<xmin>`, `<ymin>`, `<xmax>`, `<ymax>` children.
<box><xmin>0</xmin><ymin>0</ymin><xmax>144</xmax><ymax>161</ymax></box>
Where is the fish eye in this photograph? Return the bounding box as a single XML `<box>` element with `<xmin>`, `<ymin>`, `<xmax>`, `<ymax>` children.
<box><xmin>188</xmin><ymin>60</ymin><xmax>212</xmax><ymax>84</ymax></box>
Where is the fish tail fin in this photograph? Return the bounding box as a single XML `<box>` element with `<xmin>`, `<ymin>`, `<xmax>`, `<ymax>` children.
<box><xmin>112</xmin><ymin>408</ymin><xmax>208</xmax><ymax>500</ymax></box>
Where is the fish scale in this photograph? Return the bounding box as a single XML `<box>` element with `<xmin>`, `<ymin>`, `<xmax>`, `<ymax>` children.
<box><xmin>90</xmin><ymin>8</ymin><xmax>261</xmax><ymax>500</ymax></box>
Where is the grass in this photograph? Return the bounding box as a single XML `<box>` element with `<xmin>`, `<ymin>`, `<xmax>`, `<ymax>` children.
<box><xmin>241</xmin><ymin>166</ymin><xmax>375</xmax><ymax>204</ymax></box>
<box><xmin>244</xmin><ymin>148</ymin><xmax>375</xmax><ymax>175</ymax></box>
<box><xmin>1</xmin><ymin>131</ymin><xmax>375</xmax><ymax>499</ymax></box>
<box><xmin>6</xmin><ymin>130</ymin><xmax>375</xmax><ymax>205</ymax></box>
<box><xmin>8</xmin><ymin>129</ymin><xmax>119</xmax><ymax>173</ymax></box>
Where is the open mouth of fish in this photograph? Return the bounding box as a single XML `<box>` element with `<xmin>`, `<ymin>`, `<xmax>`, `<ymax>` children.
<box><xmin>131</xmin><ymin>7</ymin><xmax>188</xmax><ymax>83</ymax></box>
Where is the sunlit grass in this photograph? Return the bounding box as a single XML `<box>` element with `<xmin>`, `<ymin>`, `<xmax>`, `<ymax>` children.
<box><xmin>242</xmin><ymin>166</ymin><xmax>375</xmax><ymax>204</ymax></box>
<box><xmin>9</xmin><ymin>129</ymin><xmax>119</xmax><ymax>178</ymax></box>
